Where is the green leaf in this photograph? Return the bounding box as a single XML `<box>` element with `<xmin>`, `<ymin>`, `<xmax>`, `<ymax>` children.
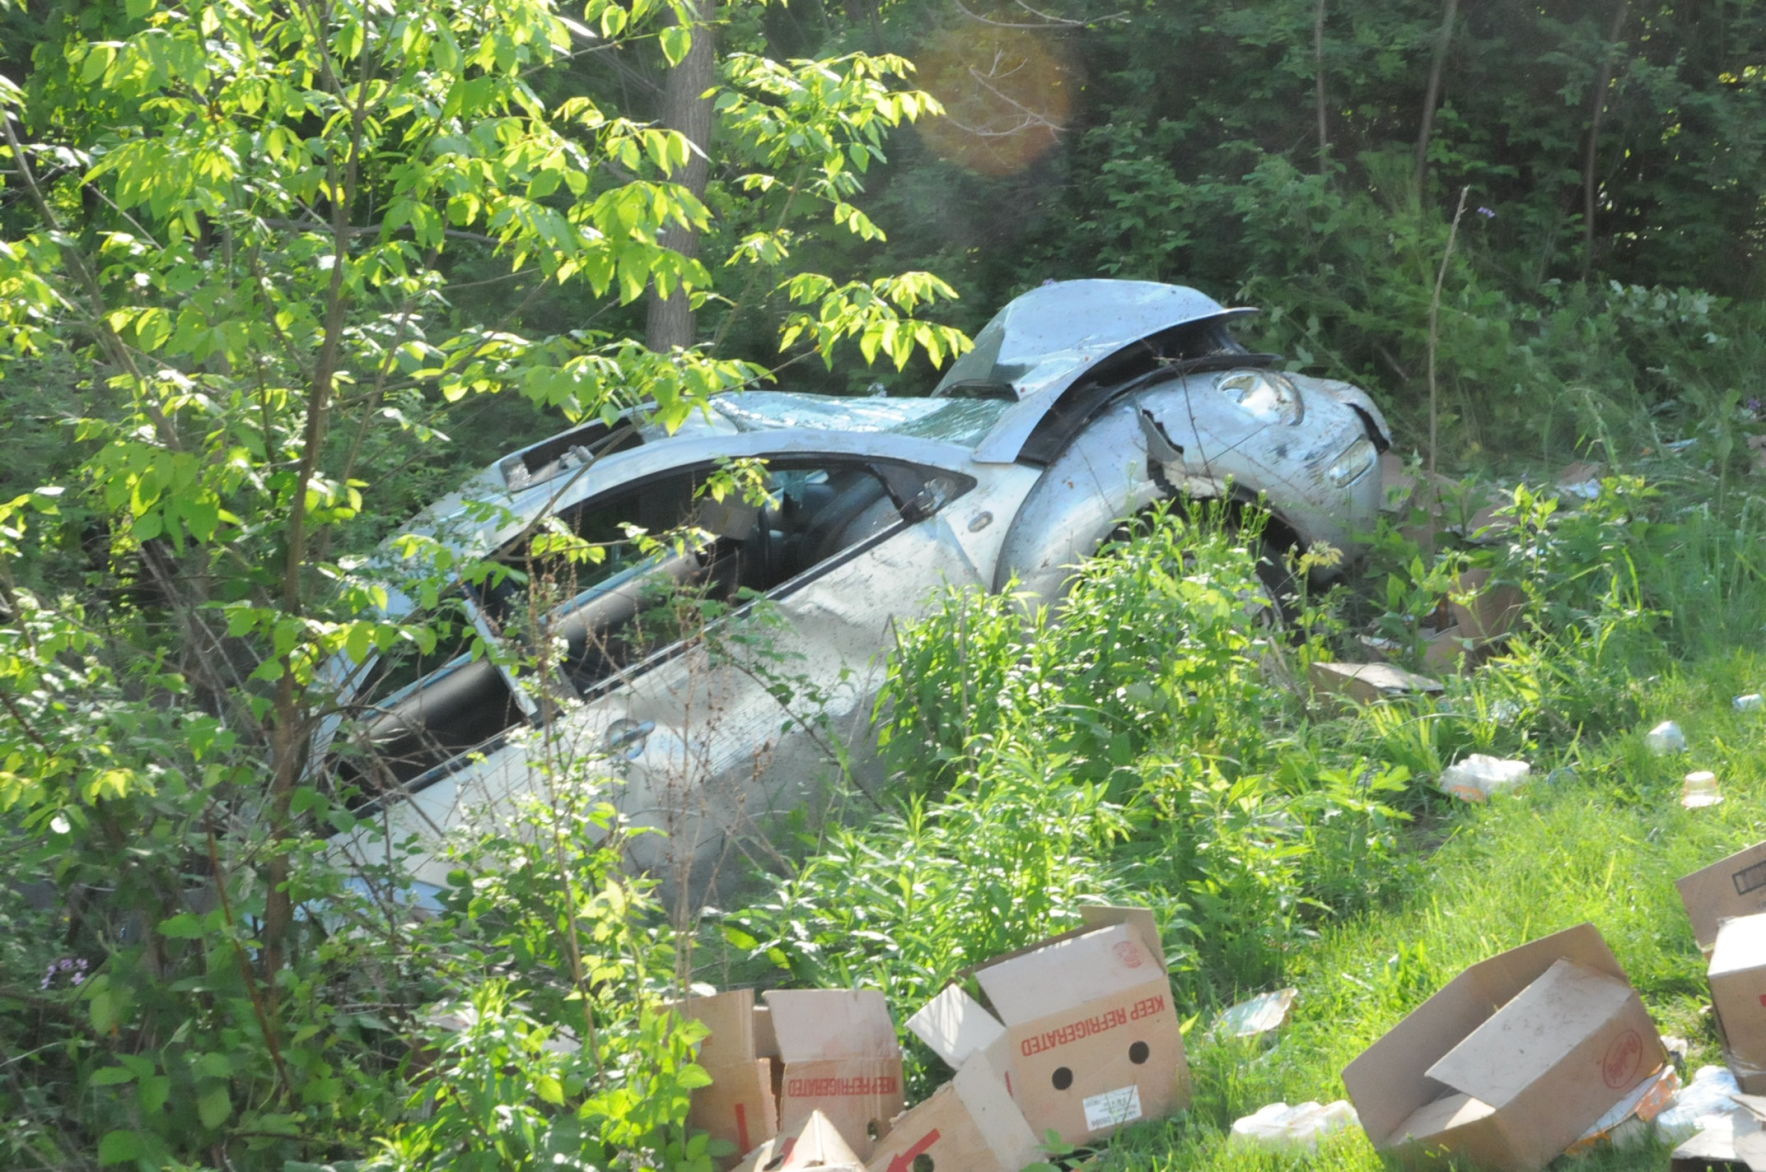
<box><xmin>89</xmin><ymin>1066</ymin><xmax>136</xmax><ymax>1086</ymax></box>
<box><xmin>534</xmin><ymin>1073</ymin><xmax>565</xmax><ymax>1104</ymax></box>
<box><xmin>659</xmin><ymin>24</ymin><xmax>692</xmax><ymax>67</ymax></box>
<box><xmin>158</xmin><ymin>913</ymin><xmax>204</xmax><ymax>939</ymax></box>
<box><xmin>98</xmin><ymin>1130</ymin><xmax>143</xmax><ymax>1166</ymax></box>
<box><xmin>197</xmin><ymin>1081</ymin><xmax>231</xmax><ymax>1129</ymax></box>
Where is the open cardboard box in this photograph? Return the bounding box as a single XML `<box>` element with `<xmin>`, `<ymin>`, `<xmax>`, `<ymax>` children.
<box><xmin>1680</xmin><ymin>841</ymin><xmax>1766</xmax><ymax>1093</ymax></box>
<box><xmin>1342</xmin><ymin>923</ymin><xmax>1666</xmax><ymax>1170</ymax></box>
<box><xmin>906</xmin><ymin>906</ymin><xmax>1190</xmax><ymax>1153</ymax></box>
<box><xmin>679</xmin><ymin>987</ymin><xmax>905</xmax><ymax>1169</ymax></box>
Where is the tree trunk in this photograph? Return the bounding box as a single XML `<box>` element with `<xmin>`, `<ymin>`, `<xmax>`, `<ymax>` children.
<box><xmin>645</xmin><ymin>0</ymin><xmax>717</xmax><ymax>353</ymax></box>
<box><xmin>1315</xmin><ymin>0</ymin><xmax>1330</xmax><ymax>175</ymax></box>
<box><xmin>1581</xmin><ymin>0</ymin><xmax>1631</xmax><ymax>280</ymax></box>
<box><xmin>1414</xmin><ymin>0</ymin><xmax>1460</xmax><ymax>193</ymax></box>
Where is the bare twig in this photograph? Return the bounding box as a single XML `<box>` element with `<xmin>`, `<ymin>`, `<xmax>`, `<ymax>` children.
<box><xmin>1427</xmin><ymin>187</ymin><xmax>1470</xmax><ymax>481</ymax></box>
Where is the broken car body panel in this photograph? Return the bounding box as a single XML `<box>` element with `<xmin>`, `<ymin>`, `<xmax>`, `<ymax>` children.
<box><xmin>325</xmin><ymin>279</ymin><xmax>1389</xmax><ymax>894</ymax></box>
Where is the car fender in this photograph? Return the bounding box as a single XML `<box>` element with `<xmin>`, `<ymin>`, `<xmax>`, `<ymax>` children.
<box><xmin>992</xmin><ymin>403</ymin><xmax>1190</xmax><ymax>601</ymax></box>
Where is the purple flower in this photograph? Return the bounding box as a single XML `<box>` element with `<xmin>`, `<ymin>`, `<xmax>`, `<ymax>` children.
<box><xmin>41</xmin><ymin>956</ymin><xmax>90</xmax><ymax>990</ymax></box>
<box><xmin>1476</xmin><ymin>206</ymin><xmax>1496</xmax><ymax>219</ymax></box>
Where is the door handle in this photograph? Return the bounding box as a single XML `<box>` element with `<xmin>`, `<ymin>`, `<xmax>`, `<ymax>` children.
<box><xmin>603</xmin><ymin>718</ymin><xmax>655</xmax><ymax>760</ymax></box>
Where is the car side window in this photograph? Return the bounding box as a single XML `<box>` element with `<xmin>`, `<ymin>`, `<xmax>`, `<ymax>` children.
<box><xmin>335</xmin><ymin>454</ymin><xmax>961</xmax><ymax>795</ymax></box>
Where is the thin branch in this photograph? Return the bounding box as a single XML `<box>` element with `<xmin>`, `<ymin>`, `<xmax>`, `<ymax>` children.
<box><xmin>1427</xmin><ymin>187</ymin><xmax>1470</xmax><ymax>481</ymax></box>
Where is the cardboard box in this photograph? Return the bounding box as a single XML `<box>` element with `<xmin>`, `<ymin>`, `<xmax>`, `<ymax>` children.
<box><xmin>1448</xmin><ymin>568</ymin><xmax>1525</xmax><ymax>643</ymax></box>
<box><xmin>864</xmin><ymin>1043</ymin><xmax>1042</xmax><ymax>1172</ymax></box>
<box><xmin>1308</xmin><ymin>661</ymin><xmax>1444</xmax><ymax>708</ymax></box>
<box><xmin>1342</xmin><ymin>923</ymin><xmax>1666</xmax><ymax>1171</ymax></box>
<box><xmin>907</xmin><ymin>906</ymin><xmax>1190</xmax><ymax>1148</ymax></box>
<box><xmin>731</xmin><ymin>1109</ymin><xmax>865</xmax><ymax>1172</ymax></box>
<box><xmin>1708</xmin><ymin>912</ymin><xmax>1766</xmax><ymax>1093</ymax></box>
<box><xmin>1678</xmin><ymin>840</ymin><xmax>1766</xmax><ymax>956</ymax></box>
<box><xmin>1678</xmin><ymin>842</ymin><xmax>1766</xmax><ymax>1094</ymax></box>
<box><xmin>680</xmin><ymin>988</ymin><xmax>905</xmax><ymax>1167</ymax></box>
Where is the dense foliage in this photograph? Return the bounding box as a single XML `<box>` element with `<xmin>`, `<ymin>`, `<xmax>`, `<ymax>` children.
<box><xmin>3</xmin><ymin>0</ymin><xmax>1765</xmax><ymax>1169</ymax></box>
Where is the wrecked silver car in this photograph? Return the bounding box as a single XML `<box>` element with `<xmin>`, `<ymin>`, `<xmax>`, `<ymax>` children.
<box><xmin>323</xmin><ymin>279</ymin><xmax>1390</xmax><ymax>896</ymax></box>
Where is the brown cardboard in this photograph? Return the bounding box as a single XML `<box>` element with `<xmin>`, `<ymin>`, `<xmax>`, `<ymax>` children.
<box><xmin>1709</xmin><ymin>912</ymin><xmax>1766</xmax><ymax>1093</ymax></box>
<box><xmin>680</xmin><ymin>988</ymin><xmax>904</xmax><ymax>1168</ymax></box>
<box><xmin>1342</xmin><ymin>923</ymin><xmax>1667</xmax><ymax>1171</ymax></box>
<box><xmin>1448</xmin><ymin>568</ymin><xmax>1525</xmax><ymax>643</ymax></box>
<box><xmin>864</xmin><ymin>1042</ymin><xmax>1042</xmax><ymax>1172</ymax></box>
<box><xmin>732</xmin><ymin>1109</ymin><xmax>866</xmax><ymax>1172</ymax></box>
<box><xmin>684</xmin><ymin>989</ymin><xmax>782</xmax><ymax>1161</ymax></box>
<box><xmin>1679</xmin><ymin>840</ymin><xmax>1766</xmax><ymax>954</ymax></box>
<box><xmin>1308</xmin><ymin>661</ymin><xmax>1444</xmax><ymax>708</ymax></box>
<box><xmin>767</xmin><ymin>990</ymin><xmax>905</xmax><ymax>1151</ymax></box>
<box><xmin>907</xmin><ymin>906</ymin><xmax>1190</xmax><ymax>1148</ymax></box>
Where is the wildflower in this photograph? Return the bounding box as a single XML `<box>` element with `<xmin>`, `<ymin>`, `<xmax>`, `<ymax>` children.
<box><xmin>40</xmin><ymin>956</ymin><xmax>90</xmax><ymax>990</ymax></box>
<box><xmin>1476</xmin><ymin>206</ymin><xmax>1496</xmax><ymax>218</ymax></box>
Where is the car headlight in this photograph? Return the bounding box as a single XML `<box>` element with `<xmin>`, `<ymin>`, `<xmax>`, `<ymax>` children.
<box><xmin>1217</xmin><ymin>371</ymin><xmax>1303</xmax><ymax>425</ymax></box>
<box><xmin>1328</xmin><ymin>437</ymin><xmax>1377</xmax><ymax>486</ymax></box>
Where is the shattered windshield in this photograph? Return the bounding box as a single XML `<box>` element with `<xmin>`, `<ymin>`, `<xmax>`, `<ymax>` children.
<box><xmin>708</xmin><ymin>392</ymin><xmax>1009</xmax><ymax>449</ymax></box>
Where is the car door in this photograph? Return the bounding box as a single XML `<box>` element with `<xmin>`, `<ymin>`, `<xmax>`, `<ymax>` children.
<box><xmin>340</xmin><ymin>433</ymin><xmax>994</xmax><ymax>896</ymax></box>
<box><xmin>575</xmin><ymin>447</ymin><xmax>987</xmax><ymax>894</ymax></box>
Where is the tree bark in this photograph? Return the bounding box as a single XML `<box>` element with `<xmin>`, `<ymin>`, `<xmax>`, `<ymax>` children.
<box><xmin>645</xmin><ymin>0</ymin><xmax>717</xmax><ymax>353</ymax></box>
<box><xmin>1315</xmin><ymin>0</ymin><xmax>1330</xmax><ymax>175</ymax></box>
<box><xmin>1414</xmin><ymin>0</ymin><xmax>1460</xmax><ymax>193</ymax></box>
<box><xmin>1581</xmin><ymin>0</ymin><xmax>1631</xmax><ymax>280</ymax></box>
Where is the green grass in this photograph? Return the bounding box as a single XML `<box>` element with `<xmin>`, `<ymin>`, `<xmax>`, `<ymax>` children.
<box><xmin>714</xmin><ymin>466</ymin><xmax>1766</xmax><ymax>1171</ymax></box>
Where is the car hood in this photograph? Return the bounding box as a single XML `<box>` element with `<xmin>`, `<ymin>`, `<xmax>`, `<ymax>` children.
<box><xmin>931</xmin><ymin>279</ymin><xmax>1255</xmax><ymax>462</ymax></box>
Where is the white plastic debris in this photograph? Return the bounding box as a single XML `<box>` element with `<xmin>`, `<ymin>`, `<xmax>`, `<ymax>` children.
<box><xmin>1230</xmin><ymin>1100</ymin><xmax>1358</xmax><ymax>1151</ymax></box>
<box><xmin>1683</xmin><ymin>770</ymin><xmax>1723</xmax><ymax>808</ymax></box>
<box><xmin>1737</xmin><ymin>694</ymin><xmax>1765</xmax><ymax>712</ymax></box>
<box><xmin>1215</xmin><ymin>988</ymin><xmax>1297</xmax><ymax>1038</ymax></box>
<box><xmin>1438</xmin><ymin>754</ymin><xmax>1532</xmax><ymax>802</ymax></box>
<box><xmin>1656</xmin><ymin>1065</ymin><xmax>1744</xmax><ymax>1144</ymax></box>
<box><xmin>1564</xmin><ymin>1065</ymin><xmax>1679</xmax><ymax>1155</ymax></box>
<box><xmin>1645</xmin><ymin>720</ymin><xmax>1688</xmax><ymax>754</ymax></box>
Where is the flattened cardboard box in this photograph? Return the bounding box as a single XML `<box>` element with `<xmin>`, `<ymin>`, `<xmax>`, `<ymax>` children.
<box><xmin>680</xmin><ymin>988</ymin><xmax>904</xmax><ymax>1168</ymax></box>
<box><xmin>732</xmin><ymin>1109</ymin><xmax>865</xmax><ymax>1172</ymax></box>
<box><xmin>1342</xmin><ymin>923</ymin><xmax>1666</xmax><ymax>1171</ymax></box>
<box><xmin>908</xmin><ymin>906</ymin><xmax>1190</xmax><ymax>1149</ymax></box>
<box><xmin>1309</xmin><ymin>661</ymin><xmax>1443</xmax><ymax>709</ymax></box>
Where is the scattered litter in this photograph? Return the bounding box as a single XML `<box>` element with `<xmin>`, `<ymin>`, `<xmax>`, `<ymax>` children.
<box><xmin>1646</xmin><ymin>720</ymin><xmax>1689</xmax><ymax>754</ymax></box>
<box><xmin>1308</xmin><ymin>661</ymin><xmax>1444</xmax><ymax>708</ymax></box>
<box><xmin>1668</xmin><ymin>1085</ymin><xmax>1766</xmax><ymax>1170</ymax></box>
<box><xmin>1682</xmin><ymin>770</ymin><xmax>1723</xmax><ymax>808</ymax></box>
<box><xmin>1215</xmin><ymin>988</ymin><xmax>1297</xmax><ymax>1038</ymax></box>
<box><xmin>1738</xmin><ymin>694</ymin><xmax>1765</xmax><ymax>712</ymax></box>
<box><xmin>1563</xmin><ymin>1064</ymin><xmax>1679</xmax><ymax>1155</ymax></box>
<box><xmin>1546</xmin><ymin>766</ymin><xmax>1580</xmax><ymax>786</ymax></box>
<box><xmin>1230</xmin><ymin>1100</ymin><xmax>1358</xmax><ymax>1151</ymax></box>
<box><xmin>1438</xmin><ymin>754</ymin><xmax>1532</xmax><ymax>802</ymax></box>
<box><xmin>1556</xmin><ymin>461</ymin><xmax>1604</xmax><ymax>501</ymax></box>
<box><xmin>1666</xmin><ymin>437</ymin><xmax>1699</xmax><ymax>453</ymax></box>
<box><xmin>1656</xmin><ymin>1065</ymin><xmax>1743</xmax><ymax>1144</ymax></box>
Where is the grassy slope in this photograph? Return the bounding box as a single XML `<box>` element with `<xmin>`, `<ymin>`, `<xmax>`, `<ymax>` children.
<box><xmin>1104</xmin><ymin>645</ymin><xmax>1766</xmax><ymax>1169</ymax></box>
